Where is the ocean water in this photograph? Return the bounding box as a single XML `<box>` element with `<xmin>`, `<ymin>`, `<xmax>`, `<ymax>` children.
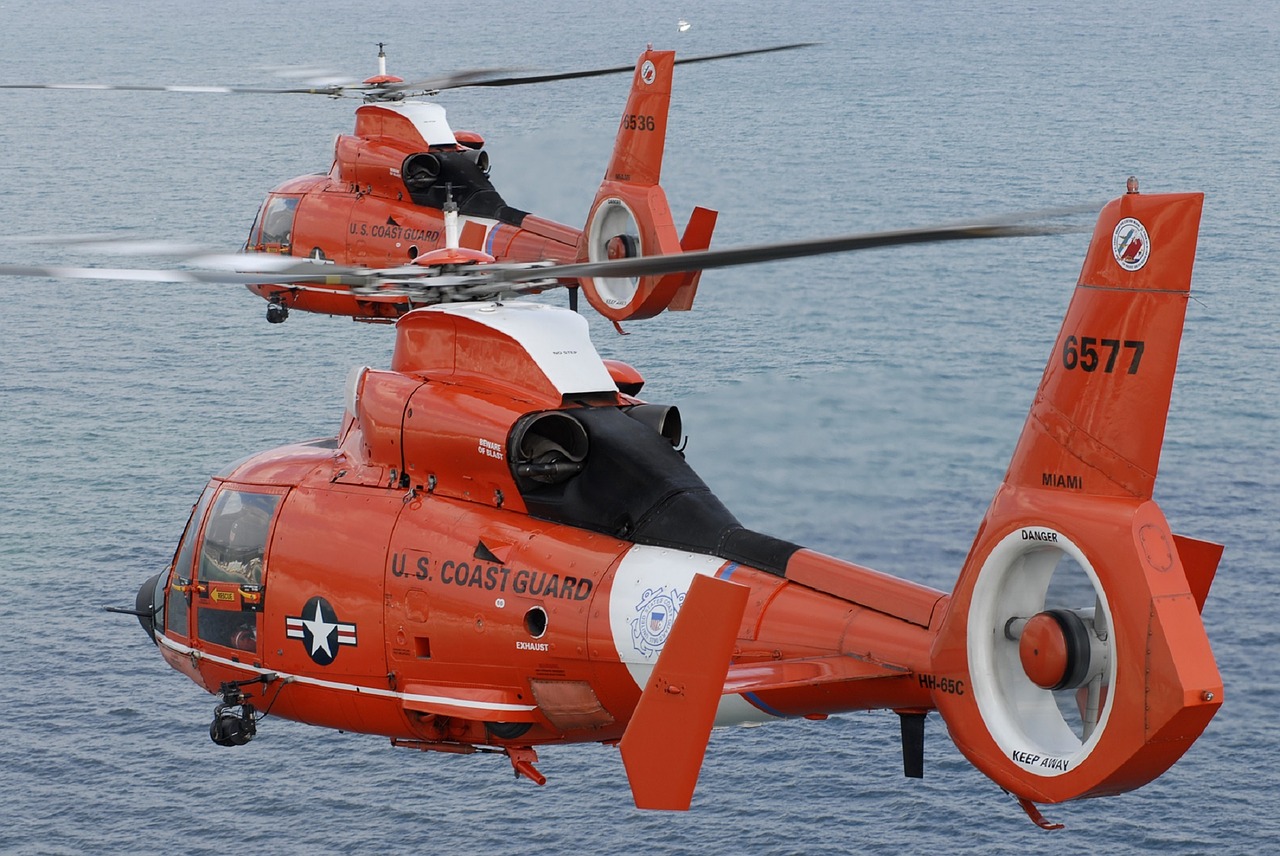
<box><xmin>1</xmin><ymin>1</ymin><xmax>1277</xmax><ymax>853</ymax></box>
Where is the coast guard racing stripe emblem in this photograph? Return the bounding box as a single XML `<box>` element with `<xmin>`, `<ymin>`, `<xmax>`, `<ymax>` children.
<box><xmin>286</xmin><ymin>596</ymin><xmax>357</xmax><ymax>666</ymax></box>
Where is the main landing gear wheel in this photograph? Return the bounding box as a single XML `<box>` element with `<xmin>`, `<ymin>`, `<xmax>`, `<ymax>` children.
<box><xmin>967</xmin><ymin>528</ymin><xmax>1114</xmax><ymax>774</ymax></box>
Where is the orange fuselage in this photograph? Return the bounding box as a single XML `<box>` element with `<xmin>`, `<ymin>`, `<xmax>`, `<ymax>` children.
<box><xmin>150</xmin><ymin>302</ymin><xmax>942</xmax><ymax>752</ymax></box>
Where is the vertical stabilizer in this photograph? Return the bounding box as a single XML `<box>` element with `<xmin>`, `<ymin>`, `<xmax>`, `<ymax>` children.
<box><xmin>1005</xmin><ymin>192</ymin><xmax>1203</xmax><ymax>499</ymax></box>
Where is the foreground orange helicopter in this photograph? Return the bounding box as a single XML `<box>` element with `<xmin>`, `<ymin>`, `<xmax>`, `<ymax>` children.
<box><xmin>6</xmin><ymin>43</ymin><xmax>810</xmax><ymax>324</ymax></box>
<box><xmin>91</xmin><ymin>148</ymin><xmax>1219</xmax><ymax>828</ymax></box>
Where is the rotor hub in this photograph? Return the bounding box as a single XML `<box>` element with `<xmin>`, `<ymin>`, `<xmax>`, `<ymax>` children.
<box><xmin>1017</xmin><ymin>609</ymin><xmax>1091</xmax><ymax>691</ymax></box>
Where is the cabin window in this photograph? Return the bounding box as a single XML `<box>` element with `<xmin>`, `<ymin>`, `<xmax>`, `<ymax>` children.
<box><xmin>194</xmin><ymin>489</ymin><xmax>281</xmax><ymax>653</ymax></box>
<box><xmin>165</xmin><ymin>486</ymin><xmax>215</xmax><ymax>638</ymax></box>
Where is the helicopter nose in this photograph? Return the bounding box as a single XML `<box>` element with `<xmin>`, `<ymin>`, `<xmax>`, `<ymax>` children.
<box><xmin>134</xmin><ymin>572</ymin><xmax>161</xmax><ymax>644</ymax></box>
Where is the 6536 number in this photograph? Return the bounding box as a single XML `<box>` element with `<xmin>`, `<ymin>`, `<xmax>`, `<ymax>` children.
<box><xmin>621</xmin><ymin>113</ymin><xmax>656</xmax><ymax>131</ymax></box>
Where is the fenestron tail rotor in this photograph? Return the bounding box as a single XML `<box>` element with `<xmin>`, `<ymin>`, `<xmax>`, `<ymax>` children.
<box><xmin>963</xmin><ymin>528</ymin><xmax>1115</xmax><ymax>763</ymax></box>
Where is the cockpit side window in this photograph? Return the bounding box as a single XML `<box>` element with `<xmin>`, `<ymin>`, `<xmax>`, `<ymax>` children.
<box><xmin>194</xmin><ymin>489</ymin><xmax>282</xmax><ymax>653</ymax></box>
<box><xmin>165</xmin><ymin>485</ymin><xmax>216</xmax><ymax>639</ymax></box>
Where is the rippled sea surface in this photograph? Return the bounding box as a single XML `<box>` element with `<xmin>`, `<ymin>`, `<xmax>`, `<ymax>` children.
<box><xmin>2</xmin><ymin>1</ymin><xmax>1277</xmax><ymax>853</ymax></box>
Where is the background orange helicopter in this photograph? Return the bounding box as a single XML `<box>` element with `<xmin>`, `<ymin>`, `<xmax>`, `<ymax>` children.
<box><xmin>4</xmin><ymin>44</ymin><xmax>809</xmax><ymax>324</ymax></box>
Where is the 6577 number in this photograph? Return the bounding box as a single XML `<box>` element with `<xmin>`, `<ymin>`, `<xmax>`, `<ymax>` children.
<box><xmin>1062</xmin><ymin>336</ymin><xmax>1145</xmax><ymax>374</ymax></box>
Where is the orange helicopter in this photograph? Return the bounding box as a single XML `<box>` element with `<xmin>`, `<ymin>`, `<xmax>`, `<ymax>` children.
<box><xmin>93</xmin><ymin>170</ymin><xmax>1219</xmax><ymax>828</ymax></box>
<box><xmin>240</xmin><ymin>44</ymin><xmax>752</xmax><ymax>325</ymax></box>
<box><xmin>4</xmin><ymin>44</ymin><xmax>809</xmax><ymax>324</ymax></box>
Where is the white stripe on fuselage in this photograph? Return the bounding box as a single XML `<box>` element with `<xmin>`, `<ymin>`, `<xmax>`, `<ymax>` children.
<box><xmin>155</xmin><ymin>634</ymin><xmax>536</xmax><ymax>713</ymax></box>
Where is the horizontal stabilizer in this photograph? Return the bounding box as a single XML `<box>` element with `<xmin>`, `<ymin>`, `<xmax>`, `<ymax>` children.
<box><xmin>1173</xmin><ymin>533</ymin><xmax>1224</xmax><ymax>613</ymax></box>
<box><xmin>667</xmin><ymin>206</ymin><xmax>719</xmax><ymax>311</ymax></box>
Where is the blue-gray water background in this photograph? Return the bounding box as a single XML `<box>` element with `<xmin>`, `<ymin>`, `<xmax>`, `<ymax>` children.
<box><xmin>1</xmin><ymin>2</ymin><xmax>1276</xmax><ymax>853</ymax></box>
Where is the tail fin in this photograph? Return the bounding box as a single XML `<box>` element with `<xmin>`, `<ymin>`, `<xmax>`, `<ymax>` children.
<box><xmin>1004</xmin><ymin>191</ymin><xmax>1203</xmax><ymax>499</ymax></box>
<box><xmin>576</xmin><ymin>49</ymin><xmax>718</xmax><ymax>321</ymax></box>
<box><xmin>930</xmin><ymin>191</ymin><xmax>1222</xmax><ymax>806</ymax></box>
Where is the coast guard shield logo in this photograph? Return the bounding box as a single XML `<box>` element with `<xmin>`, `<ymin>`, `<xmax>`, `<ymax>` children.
<box><xmin>286</xmin><ymin>596</ymin><xmax>357</xmax><ymax>666</ymax></box>
<box><xmin>640</xmin><ymin>60</ymin><xmax>656</xmax><ymax>86</ymax></box>
<box><xmin>1112</xmin><ymin>217</ymin><xmax>1151</xmax><ymax>271</ymax></box>
<box><xmin>630</xmin><ymin>585</ymin><xmax>686</xmax><ymax>657</ymax></box>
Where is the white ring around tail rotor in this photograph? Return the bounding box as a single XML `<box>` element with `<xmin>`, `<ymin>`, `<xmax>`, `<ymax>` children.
<box><xmin>967</xmin><ymin>527</ymin><xmax>1116</xmax><ymax>777</ymax></box>
<box><xmin>585</xmin><ymin>197</ymin><xmax>642</xmax><ymax>309</ymax></box>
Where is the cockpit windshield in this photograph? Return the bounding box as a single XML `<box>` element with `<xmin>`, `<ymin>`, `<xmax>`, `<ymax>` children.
<box><xmin>191</xmin><ymin>488</ymin><xmax>282</xmax><ymax>653</ymax></box>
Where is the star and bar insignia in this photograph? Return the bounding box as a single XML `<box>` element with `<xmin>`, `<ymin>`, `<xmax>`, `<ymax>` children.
<box><xmin>286</xmin><ymin>596</ymin><xmax>357</xmax><ymax>666</ymax></box>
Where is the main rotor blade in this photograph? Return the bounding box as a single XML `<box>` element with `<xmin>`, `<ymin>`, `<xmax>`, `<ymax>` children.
<box><xmin>0</xmin><ymin>254</ymin><xmax>512</xmax><ymax>296</ymax></box>
<box><xmin>442</xmin><ymin>43</ymin><xmax>817</xmax><ymax>90</ymax></box>
<box><xmin>484</xmin><ymin>208</ymin><xmax>1094</xmax><ymax>286</ymax></box>
<box><xmin>319</xmin><ymin>208</ymin><xmax>1090</xmax><ymax>295</ymax></box>
<box><xmin>0</xmin><ymin>81</ymin><xmax>360</xmax><ymax>96</ymax></box>
<box><xmin>0</xmin><ymin>45</ymin><xmax>812</xmax><ymax>99</ymax></box>
<box><xmin>0</xmin><ymin>207</ymin><xmax>1092</xmax><ymax>297</ymax></box>
<box><xmin>0</xmin><ymin>260</ymin><xmax>374</xmax><ymax>286</ymax></box>
<box><xmin>0</xmin><ymin>65</ymin><xmax>537</xmax><ymax>98</ymax></box>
